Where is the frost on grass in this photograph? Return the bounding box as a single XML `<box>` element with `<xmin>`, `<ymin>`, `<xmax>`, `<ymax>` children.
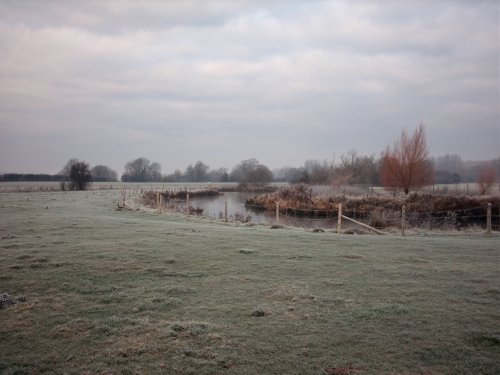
<box><xmin>168</xmin><ymin>321</ymin><xmax>213</xmax><ymax>337</ymax></box>
<box><xmin>0</xmin><ymin>293</ymin><xmax>27</xmax><ymax>309</ymax></box>
<box><xmin>251</xmin><ymin>308</ymin><xmax>266</xmax><ymax>317</ymax></box>
<box><xmin>324</xmin><ymin>364</ymin><xmax>361</xmax><ymax>375</ymax></box>
<box><xmin>239</xmin><ymin>248</ymin><xmax>256</xmax><ymax>254</ymax></box>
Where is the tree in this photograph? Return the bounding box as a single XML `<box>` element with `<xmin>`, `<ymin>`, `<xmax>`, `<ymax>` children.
<box><xmin>284</xmin><ymin>167</ymin><xmax>309</xmax><ymax>184</ymax></box>
<box><xmin>91</xmin><ymin>165</ymin><xmax>118</xmax><ymax>182</ymax></box>
<box><xmin>121</xmin><ymin>157</ymin><xmax>162</xmax><ymax>182</ymax></box>
<box><xmin>230</xmin><ymin>159</ymin><xmax>259</xmax><ymax>182</ymax></box>
<box><xmin>185</xmin><ymin>161</ymin><xmax>209</xmax><ymax>182</ymax></box>
<box><xmin>230</xmin><ymin>159</ymin><xmax>273</xmax><ymax>188</ymax></box>
<box><xmin>432</xmin><ymin>154</ymin><xmax>464</xmax><ymax>183</ymax></box>
<box><xmin>247</xmin><ymin>164</ymin><xmax>273</xmax><ymax>188</ymax></box>
<box><xmin>476</xmin><ymin>166</ymin><xmax>497</xmax><ymax>195</ymax></box>
<box><xmin>150</xmin><ymin>162</ymin><xmax>162</xmax><ymax>181</ymax></box>
<box><xmin>380</xmin><ymin>123</ymin><xmax>434</xmax><ymax>195</ymax></box>
<box><xmin>70</xmin><ymin>161</ymin><xmax>92</xmax><ymax>190</ymax></box>
<box><xmin>304</xmin><ymin>159</ymin><xmax>332</xmax><ymax>184</ymax></box>
<box><xmin>59</xmin><ymin>158</ymin><xmax>79</xmax><ymax>178</ymax></box>
<box><xmin>165</xmin><ymin>169</ymin><xmax>184</xmax><ymax>182</ymax></box>
<box><xmin>208</xmin><ymin>168</ymin><xmax>229</xmax><ymax>182</ymax></box>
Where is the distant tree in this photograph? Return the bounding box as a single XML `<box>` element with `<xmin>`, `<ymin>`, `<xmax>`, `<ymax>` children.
<box><xmin>163</xmin><ymin>169</ymin><xmax>185</xmax><ymax>182</ymax></box>
<box><xmin>59</xmin><ymin>158</ymin><xmax>79</xmax><ymax>178</ymax></box>
<box><xmin>91</xmin><ymin>165</ymin><xmax>118</xmax><ymax>182</ymax></box>
<box><xmin>121</xmin><ymin>157</ymin><xmax>162</xmax><ymax>182</ymax></box>
<box><xmin>150</xmin><ymin>162</ymin><xmax>162</xmax><ymax>181</ymax></box>
<box><xmin>230</xmin><ymin>159</ymin><xmax>273</xmax><ymax>188</ymax></box>
<box><xmin>304</xmin><ymin>159</ymin><xmax>332</xmax><ymax>184</ymax></box>
<box><xmin>247</xmin><ymin>164</ymin><xmax>273</xmax><ymax>188</ymax></box>
<box><xmin>185</xmin><ymin>161</ymin><xmax>209</xmax><ymax>182</ymax></box>
<box><xmin>284</xmin><ymin>167</ymin><xmax>309</xmax><ymax>184</ymax></box>
<box><xmin>208</xmin><ymin>167</ymin><xmax>229</xmax><ymax>182</ymax></box>
<box><xmin>334</xmin><ymin>151</ymin><xmax>379</xmax><ymax>186</ymax></box>
<box><xmin>463</xmin><ymin>158</ymin><xmax>500</xmax><ymax>183</ymax></box>
<box><xmin>432</xmin><ymin>154</ymin><xmax>464</xmax><ymax>183</ymax></box>
<box><xmin>69</xmin><ymin>161</ymin><xmax>92</xmax><ymax>190</ymax></box>
<box><xmin>230</xmin><ymin>159</ymin><xmax>259</xmax><ymax>183</ymax></box>
<box><xmin>380</xmin><ymin>123</ymin><xmax>434</xmax><ymax>195</ymax></box>
<box><xmin>476</xmin><ymin>166</ymin><xmax>497</xmax><ymax>195</ymax></box>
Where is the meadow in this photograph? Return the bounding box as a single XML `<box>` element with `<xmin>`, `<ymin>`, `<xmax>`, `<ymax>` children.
<box><xmin>0</xmin><ymin>189</ymin><xmax>499</xmax><ymax>374</ymax></box>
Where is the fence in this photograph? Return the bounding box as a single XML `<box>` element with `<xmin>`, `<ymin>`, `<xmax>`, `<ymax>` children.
<box><xmin>127</xmin><ymin>189</ymin><xmax>499</xmax><ymax>235</ymax></box>
<box><xmin>272</xmin><ymin>202</ymin><xmax>499</xmax><ymax>235</ymax></box>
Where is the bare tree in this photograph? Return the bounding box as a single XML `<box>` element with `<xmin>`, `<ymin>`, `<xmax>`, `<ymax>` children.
<box><xmin>304</xmin><ymin>159</ymin><xmax>332</xmax><ymax>184</ymax></box>
<box><xmin>476</xmin><ymin>166</ymin><xmax>497</xmax><ymax>195</ymax></box>
<box><xmin>247</xmin><ymin>164</ymin><xmax>273</xmax><ymax>188</ymax></box>
<box><xmin>230</xmin><ymin>159</ymin><xmax>273</xmax><ymax>188</ymax></box>
<box><xmin>380</xmin><ymin>123</ymin><xmax>434</xmax><ymax>195</ymax></box>
<box><xmin>150</xmin><ymin>162</ymin><xmax>162</xmax><ymax>181</ymax></box>
<box><xmin>121</xmin><ymin>157</ymin><xmax>162</xmax><ymax>182</ymax></box>
<box><xmin>91</xmin><ymin>165</ymin><xmax>118</xmax><ymax>182</ymax></box>
<box><xmin>208</xmin><ymin>167</ymin><xmax>229</xmax><ymax>182</ymax></box>
<box><xmin>59</xmin><ymin>158</ymin><xmax>79</xmax><ymax>178</ymax></box>
<box><xmin>70</xmin><ymin>161</ymin><xmax>92</xmax><ymax>190</ymax></box>
<box><xmin>230</xmin><ymin>159</ymin><xmax>259</xmax><ymax>182</ymax></box>
<box><xmin>185</xmin><ymin>161</ymin><xmax>209</xmax><ymax>182</ymax></box>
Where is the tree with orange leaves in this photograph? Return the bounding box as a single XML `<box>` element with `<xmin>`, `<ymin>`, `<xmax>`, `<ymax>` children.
<box><xmin>476</xmin><ymin>166</ymin><xmax>497</xmax><ymax>195</ymax></box>
<box><xmin>380</xmin><ymin>123</ymin><xmax>434</xmax><ymax>195</ymax></box>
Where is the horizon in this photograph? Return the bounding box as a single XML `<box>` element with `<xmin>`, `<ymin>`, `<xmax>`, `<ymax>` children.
<box><xmin>0</xmin><ymin>153</ymin><xmax>497</xmax><ymax>177</ymax></box>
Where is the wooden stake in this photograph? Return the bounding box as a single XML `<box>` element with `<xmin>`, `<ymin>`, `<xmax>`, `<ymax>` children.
<box><xmin>402</xmin><ymin>205</ymin><xmax>406</xmax><ymax>236</ymax></box>
<box><xmin>225</xmin><ymin>199</ymin><xmax>228</xmax><ymax>223</ymax></box>
<box><xmin>186</xmin><ymin>193</ymin><xmax>190</xmax><ymax>216</ymax></box>
<box><xmin>337</xmin><ymin>203</ymin><xmax>342</xmax><ymax>234</ymax></box>
<box><xmin>276</xmin><ymin>201</ymin><xmax>280</xmax><ymax>223</ymax></box>
<box><xmin>486</xmin><ymin>202</ymin><xmax>491</xmax><ymax>234</ymax></box>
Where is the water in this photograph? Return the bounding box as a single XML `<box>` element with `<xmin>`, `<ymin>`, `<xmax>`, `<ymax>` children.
<box><xmin>189</xmin><ymin>191</ymin><xmax>269</xmax><ymax>223</ymax></box>
<box><xmin>189</xmin><ymin>191</ymin><xmax>338</xmax><ymax>229</ymax></box>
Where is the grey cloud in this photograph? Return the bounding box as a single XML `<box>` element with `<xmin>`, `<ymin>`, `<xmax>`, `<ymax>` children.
<box><xmin>0</xmin><ymin>0</ymin><xmax>498</xmax><ymax>174</ymax></box>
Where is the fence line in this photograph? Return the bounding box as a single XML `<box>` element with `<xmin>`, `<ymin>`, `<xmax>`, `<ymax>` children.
<box><xmin>123</xmin><ymin>188</ymin><xmax>499</xmax><ymax>235</ymax></box>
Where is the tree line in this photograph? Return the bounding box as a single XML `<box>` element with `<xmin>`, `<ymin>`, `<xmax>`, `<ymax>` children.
<box><xmin>121</xmin><ymin>157</ymin><xmax>273</xmax><ymax>188</ymax></box>
<box><xmin>1</xmin><ymin>124</ymin><xmax>498</xmax><ymax>193</ymax></box>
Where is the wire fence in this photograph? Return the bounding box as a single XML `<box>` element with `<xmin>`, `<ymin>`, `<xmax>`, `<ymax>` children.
<box><xmin>135</xmin><ymin>190</ymin><xmax>499</xmax><ymax>234</ymax></box>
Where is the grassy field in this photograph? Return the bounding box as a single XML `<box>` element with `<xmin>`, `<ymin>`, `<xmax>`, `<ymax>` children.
<box><xmin>0</xmin><ymin>190</ymin><xmax>499</xmax><ymax>374</ymax></box>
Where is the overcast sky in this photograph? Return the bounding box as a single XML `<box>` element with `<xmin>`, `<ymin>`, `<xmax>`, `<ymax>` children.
<box><xmin>0</xmin><ymin>0</ymin><xmax>498</xmax><ymax>175</ymax></box>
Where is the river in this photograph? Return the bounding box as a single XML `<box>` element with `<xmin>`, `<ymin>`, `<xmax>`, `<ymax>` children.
<box><xmin>188</xmin><ymin>191</ymin><xmax>338</xmax><ymax>229</ymax></box>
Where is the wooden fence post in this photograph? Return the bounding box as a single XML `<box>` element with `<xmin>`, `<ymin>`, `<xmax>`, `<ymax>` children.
<box><xmin>486</xmin><ymin>202</ymin><xmax>491</xmax><ymax>234</ymax></box>
<box><xmin>225</xmin><ymin>199</ymin><xmax>228</xmax><ymax>223</ymax></box>
<box><xmin>186</xmin><ymin>193</ymin><xmax>190</xmax><ymax>216</ymax></box>
<box><xmin>402</xmin><ymin>205</ymin><xmax>406</xmax><ymax>236</ymax></box>
<box><xmin>276</xmin><ymin>201</ymin><xmax>280</xmax><ymax>223</ymax></box>
<box><xmin>337</xmin><ymin>203</ymin><xmax>342</xmax><ymax>234</ymax></box>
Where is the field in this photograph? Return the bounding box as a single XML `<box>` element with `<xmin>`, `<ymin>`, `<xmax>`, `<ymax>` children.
<box><xmin>0</xmin><ymin>189</ymin><xmax>499</xmax><ymax>374</ymax></box>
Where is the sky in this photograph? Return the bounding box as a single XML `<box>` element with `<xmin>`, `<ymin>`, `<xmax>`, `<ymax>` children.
<box><xmin>0</xmin><ymin>0</ymin><xmax>499</xmax><ymax>175</ymax></box>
